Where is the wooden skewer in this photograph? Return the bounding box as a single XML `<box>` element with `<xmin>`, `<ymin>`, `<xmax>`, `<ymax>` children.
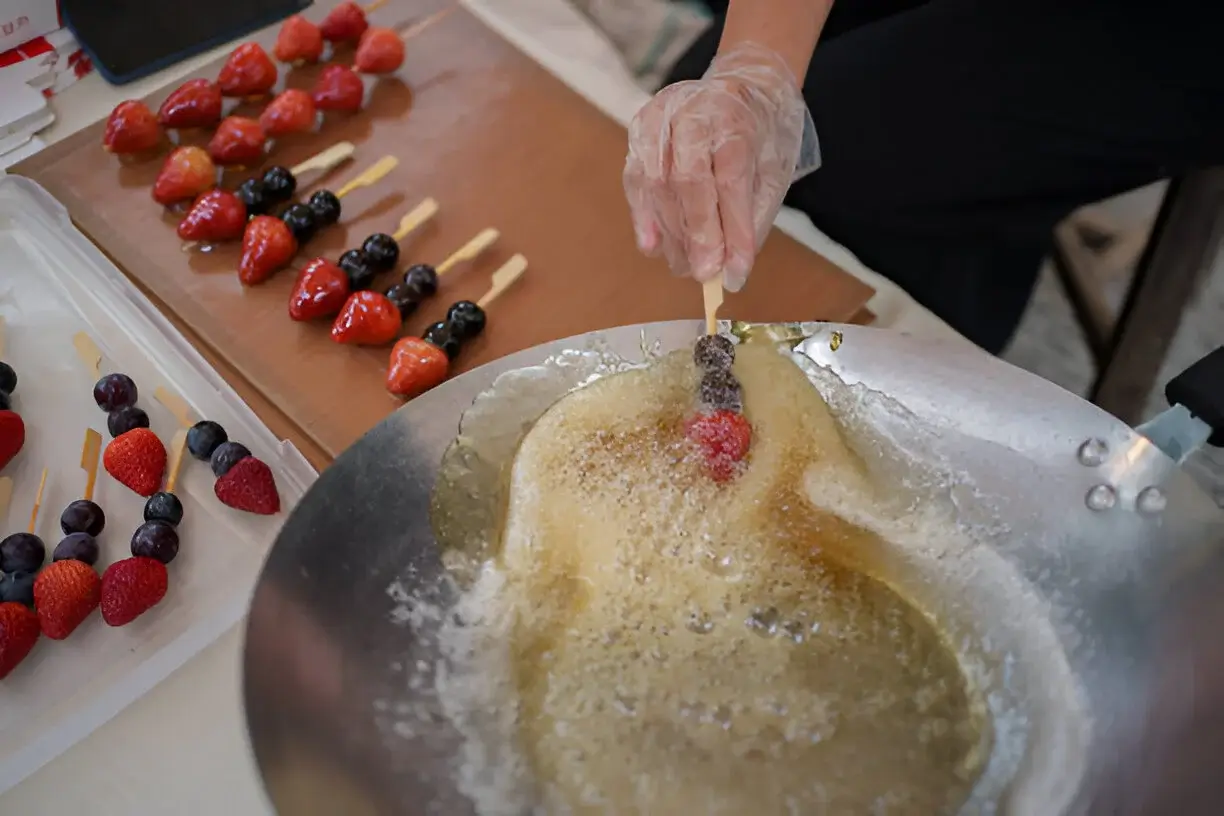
<box><xmin>164</xmin><ymin>430</ymin><xmax>190</xmax><ymax>495</ymax></box>
<box><xmin>154</xmin><ymin>386</ymin><xmax>195</xmax><ymax>429</ymax></box>
<box><xmin>362</xmin><ymin>0</ymin><xmax>388</xmax><ymax>12</ymax></box>
<box><xmin>396</xmin><ymin>5</ymin><xmax>457</xmax><ymax>41</ymax></box>
<box><xmin>72</xmin><ymin>332</ymin><xmax>103</xmax><ymax>379</ymax></box>
<box><xmin>436</xmin><ymin>228</ymin><xmax>499</xmax><ymax>277</ymax></box>
<box><xmin>702</xmin><ymin>276</ymin><xmax>724</xmax><ymax>336</ymax></box>
<box><xmin>28</xmin><ymin>467</ymin><xmax>47</xmax><ymax>534</ymax></box>
<box><xmin>391</xmin><ymin>198</ymin><xmax>439</xmax><ymax>242</ymax></box>
<box><xmin>80</xmin><ymin>428</ymin><xmax>101</xmax><ymax>503</ymax></box>
<box><xmin>289</xmin><ymin>142</ymin><xmax>356</xmax><ymax>178</ymax></box>
<box><xmin>0</xmin><ymin>476</ymin><xmax>12</xmax><ymax>523</ymax></box>
<box><xmin>477</xmin><ymin>254</ymin><xmax>528</xmax><ymax>309</ymax></box>
<box><xmin>334</xmin><ymin>156</ymin><xmax>399</xmax><ymax>199</ymax></box>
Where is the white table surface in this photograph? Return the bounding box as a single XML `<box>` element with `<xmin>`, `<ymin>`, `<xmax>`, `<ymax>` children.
<box><xmin>2</xmin><ymin>3</ymin><xmax>962</xmax><ymax>813</ymax></box>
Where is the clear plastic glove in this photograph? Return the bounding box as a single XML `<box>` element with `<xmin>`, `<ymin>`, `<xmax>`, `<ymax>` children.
<box><xmin>624</xmin><ymin>42</ymin><xmax>820</xmax><ymax>292</ymax></box>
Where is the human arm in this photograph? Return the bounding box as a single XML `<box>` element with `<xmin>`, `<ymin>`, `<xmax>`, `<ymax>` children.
<box><xmin>719</xmin><ymin>0</ymin><xmax>832</xmax><ymax>81</ymax></box>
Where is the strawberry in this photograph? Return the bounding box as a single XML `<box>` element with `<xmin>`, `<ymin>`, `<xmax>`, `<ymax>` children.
<box><xmin>0</xmin><ymin>409</ymin><xmax>25</xmax><ymax>471</ymax></box>
<box><xmin>319</xmin><ymin>1</ymin><xmax>368</xmax><ymax>43</ymax></box>
<box><xmin>207</xmin><ymin>116</ymin><xmax>267</xmax><ymax>166</ymax></box>
<box><xmin>259</xmin><ymin>89</ymin><xmax>316</xmax><ymax>137</ymax></box>
<box><xmin>104</xmin><ymin>427</ymin><xmax>167</xmax><ymax>497</ymax></box>
<box><xmin>214</xmin><ymin>456</ymin><xmax>281</xmax><ymax>515</ymax></box>
<box><xmin>330</xmin><ymin>291</ymin><xmax>402</xmax><ymax>346</ymax></box>
<box><xmin>239</xmin><ymin>216</ymin><xmax>298</xmax><ymax>285</ymax></box>
<box><xmin>217</xmin><ymin>42</ymin><xmax>278</xmax><ymax>98</ymax></box>
<box><xmin>34</xmin><ymin>560</ymin><xmax>101</xmax><ymax>640</ymax></box>
<box><xmin>685</xmin><ymin>409</ymin><xmax>753</xmax><ymax>483</ymax></box>
<box><xmin>311</xmin><ymin>64</ymin><xmax>365</xmax><ymax>113</ymax></box>
<box><xmin>177</xmin><ymin>189</ymin><xmax>247</xmax><ymax>242</ymax></box>
<box><xmin>354</xmin><ymin>27</ymin><xmax>405</xmax><ymax>75</ymax></box>
<box><xmin>100</xmin><ymin>557</ymin><xmax>168</xmax><ymax>627</ymax></box>
<box><xmin>289</xmin><ymin>258</ymin><xmax>350</xmax><ymax>321</ymax></box>
<box><xmin>102</xmin><ymin>100</ymin><xmax>160</xmax><ymax>154</ymax></box>
<box><xmin>152</xmin><ymin>146</ymin><xmax>216</xmax><ymax>206</ymax></box>
<box><xmin>0</xmin><ymin>602</ymin><xmax>39</xmax><ymax>680</ymax></box>
<box><xmin>274</xmin><ymin>15</ymin><xmax>325</xmax><ymax>63</ymax></box>
<box><xmin>156</xmin><ymin>79</ymin><xmax>223</xmax><ymax>129</ymax></box>
<box><xmin>386</xmin><ymin>337</ymin><xmax>450</xmax><ymax>399</ymax></box>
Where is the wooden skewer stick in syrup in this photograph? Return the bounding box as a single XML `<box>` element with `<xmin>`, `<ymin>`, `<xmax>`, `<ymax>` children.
<box><xmin>703</xmin><ymin>275</ymin><xmax>724</xmax><ymax>336</ymax></box>
<box><xmin>334</xmin><ymin>155</ymin><xmax>399</xmax><ymax>200</ymax></box>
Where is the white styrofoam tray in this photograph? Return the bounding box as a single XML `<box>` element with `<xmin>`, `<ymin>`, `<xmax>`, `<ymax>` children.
<box><xmin>0</xmin><ymin>175</ymin><xmax>317</xmax><ymax>792</ymax></box>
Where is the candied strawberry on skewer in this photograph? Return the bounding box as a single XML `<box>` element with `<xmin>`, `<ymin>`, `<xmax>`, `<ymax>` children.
<box><xmin>102</xmin><ymin>100</ymin><xmax>161</xmax><ymax>155</ymax></box>
<box><xmin>157</xmin><ymin>79</ymin><xmax>223</xmax><ymax>130</ymax></box>
<box><xmin>311</xmin><ymin>65</ymin><xmax>365</xmax><ymax>113</ymax></box>
<box><xmin>385</xmin><ymin>254</ymin><xmax>528</xmax><ymax>399</ymax></box>
<box><xmin>320</xmin><ymin>1</ymin><xmax>373</xmax><ymax>43</ymax></box>
<box><xmin>152</xmin><ymin>146</ymin><xmax>217</xmax><ymax>206</ymax></box>
<box><xmin>260</xmin><ymin>89</ymin><xmax>317</xmax><ymax>138</ymax></box>
<box><xmin>289</xmin><ymin>197</ymin><xmax>439</xmax><ymax>321</ymax></box>
<box><xmin>208</xmin><ymin>116</ymin><xmax>267</xmax><ymax>167</ymax></box>
<box><xmin>353</xmin><ymin>7</ymin><xmax>457</xmax><ymax>75</ymax></box>
<box><xmin>274</xmin><ymin>14</ymin><xmax>325</xmax><ymax>64</ymax></box>
<box><xmin>331</xmin><ymin>226</ymin><xmax>499</xmax><ymax>345</ymax></box>
<box><xmin>218</xmin><ymin>42</ymin><xmax>278</xmax><ymax>98</ymax></box>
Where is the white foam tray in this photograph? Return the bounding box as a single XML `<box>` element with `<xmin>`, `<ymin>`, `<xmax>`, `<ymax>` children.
<box><xmin>0</xmin><ymin>175</ymin><xmax>317</xmax><ymax>792</ymax></box>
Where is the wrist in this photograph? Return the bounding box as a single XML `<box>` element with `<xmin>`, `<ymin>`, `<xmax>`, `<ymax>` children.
<box><xmin>717</xmin><ymin>0</ymin><xmax>831</xmax><ymax>80</ymax></box>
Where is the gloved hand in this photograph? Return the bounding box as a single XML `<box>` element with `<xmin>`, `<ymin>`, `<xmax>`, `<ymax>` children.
<box><xmin>624</xmin><ymin>42</ymin><xmax>820</xmax><ymax>292</ymax></box>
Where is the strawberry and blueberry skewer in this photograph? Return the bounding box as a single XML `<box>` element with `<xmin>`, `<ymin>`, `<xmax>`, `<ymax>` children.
<box><xmin>0</xmin><ymin>357</ymin><xmax>24</xmax><ymax>474</ymax></box>
<box><xmin>0</xmin><ymin>470</ymin><xmax>50</xmax><ymax>676</ymax></box>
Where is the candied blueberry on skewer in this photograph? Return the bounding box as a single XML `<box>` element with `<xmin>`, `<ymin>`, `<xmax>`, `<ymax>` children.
<box><xmin>362</xmin><ymin>233</ymin><xmax>400</xmax><ymax>272</ymax></box>
<box><xmin>445</xmin><ymin>300</ymin><xmax>486</xmax><ymax>341</ymax></box>
<box><xmin>339</xmin><ymin>249</ymin><xmax>377</xmax><ymax>291</ymax></box>
<box><xmin>693</xmin><ymin>334</ymin><xmax>735</xmax><ymax>371</ymax></box>
<box><xmin>281</xmin><ymin>203</ymin><xmax>319</xmax><ymax>244</ymax></box>
<box><xmin>308</xmin><ymin>190</ymin><xmax>342</xmax><ymax>226</ymax></box>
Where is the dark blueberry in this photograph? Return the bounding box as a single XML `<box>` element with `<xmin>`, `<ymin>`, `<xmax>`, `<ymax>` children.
<box><xmin>0</xmin><ymin>360</ymin><xmax>15</xmax><ymax>394</ymax></box>
<box><xmin>144</xmin><ymin>491</ymin><xmax>185</xmax><ymax>526</ymax></box>
<box><xmin>361</xmin><ymin>233</ymin><xmax>400</xmax><ymax>272</ymax></box>
<box><xmin>53</xmin><ymin>532</ymin><xmax>99</xmax><ymax>566</ymax></box>
<box><xmin>0</xmin><ymin>571</ymin><xmax>35</xmax><ymax>607</ymax></box>
<box><xmin>384</xmin><ymin>283</ymin><xmax>420</xmax><ymax>319</ymax></box>
<box><xmin>236</xmin><ymin>177</ymin><xmax>270</xmax><ymax>216</ymax></box>
<box><xmin>93</xmin><ymin>373</ymin><xmax>138</xmax><ymax>411</ymax></box>
<box><xmin>261</xmin><ymin>165</ymin><xmax>297</xmax><ymax>203</ymax></box>
<box><xmin>130</xmin><ymin>520</ymin><xmax>180</xmax><ymax>564</ymax></box>
<box><xmin>281</xmin><ymin>203</ymin><xmax>318</xmax><ymax>244</ymax></box>
<box><xmin>446</xmin><ymin>300</ymin><xmax>487</xmax><ymax>340</ymax></box>
<box><xmin>699</xmin><ymin>368</ymin><xmax>743</xmax><ymax>412</ymax></box>
<box><xmin>0</xmin><ymin>533</ymin><xmax>44</xmax><ymax>573</ymax></box>
<box><xmin>339</xmin><ymin>249</ymin><xmax>377</xmax><ymax>290</ymax></box>
<box><xmin>402</xmin><ymin>264</ymin><xmax>438</xmax><ymax>299</ymax></box>
<box><xmin>0</xmin><ymin>391</ymin><xmax>9</xmax><ymax>411</ymax></box>
<box><xmin>187</xmin><ymin>420</ymin><xmax>228</xmax><ymax>461</ymax></box>
<box><xmin>60</xmin><ymin>499</ymin><xmax>106</xmax><ymax>537</ymax></box>
<box><xmin>693</xmin><ymin>334</ymin><xmax>735</xmax><ymax>371</ymax></box>
<box><xmin>107</xmin><ymin>406</ymin><xmax>150</xmax><ymax>438</ymax></box>
<box><xmin>210</xmin><ymin>441</ymin><xmax>251</xmax><ymax>478</ymax></box>
<box><xmin>308</xmin><ymin>190</ymin><xmax>342</xmax><ymax>226</ymax></box>
<box><xmin>423</xmin><ymin>321</ymin><xmax>461</xmax><ymax>360</ymax></box>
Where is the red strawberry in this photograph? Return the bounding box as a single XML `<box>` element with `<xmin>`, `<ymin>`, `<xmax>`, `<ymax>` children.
<box><xmin>103</xmin><ymin>427</ymin><xmax>167</xmax><ymax>497</ymax></box>
<box><xmin>33</xmin><ymin>560</ymin><xmax>101</xmax><ymax>640</ymax></box>
<box><xmin>100</xmin><ymin>557</ymin><xmax>168</xmax><ymax>627</ymax></box>
<box><xmin>102</xmin><ymin>100</ymin><xmax>160</xmax><ymax>155</ymax></box>
<box><xmin>0</xmin><ymin>602</ymin><xmax>39</xmax><ymax>680</ymax></box>
<box><xmin>386</xmin><ymin>336</ymin><xmax>450</xmax><ymax>399</ymax></box>
<box><xmin>259</xmin><ymin>89</ymin><xmax>316</xmax><ymax>137</ymax></box>
<box><xmin>217</xmin><ymin>42</ymin><xmax>278</xmax><ymax>97</ymax></box>
<box><xmin>0</xmin><ymin>409</ymin><xmax>25</xmax><ymax>471</ymax></box>
<box><xmin>354</xmin><ymin>27</ymin><xmax>405</xmax><ymax>75</ymax></box>
<box><xmin>239</xmin><ymin>216</ymin><xmax>298</xmax><ymax>285</ymax></box>
<box><xmin>207</xmin><ymin>116</ymin><xmax>266</xmax><ymax>166</ymax></box>
<box><xmin>156</xmin><ymin>79</ymin><xmax>223</xmax><ymax>129</ymax></box>
<box><xmin>274</xmin><ymin>15</ymin><xmax>325</xmax><ymax>63</ymax></box>
<box><xmin>152</xmin><ymin>146</ymin><xmax>216</xmax><ymax>206</ymax></box>
<box><xmin>331</xmin><ymin>291</ymin><xmax>402</xmax><ymax>346</ymax></box>
<box><xmin>685</xmin><ymin>409</ymin><xmax>753</xmax><ymax>482</ymax></box>
<box><xmin>311</xmin><ymin>65</ymin><xmax>365</xmax><ymax>113</ymax></box>
<box><xmin>177</xmin><ymin>189</ymin><xmax>247</xmax><ymax>242</ymax></box>
<box><xmin>215</xmin><ymin>456</ymin><xmax>281</xmax><ymax>515</ymax></box>
<box><xmin>289</xmin><ymin>258</ymin><xmax>350</xmax><ymax>321</ymax></box>
<box><xmin>319</xmin><ymin>1</ymin><xmax>368</xmax><ymax>42</ymax></box>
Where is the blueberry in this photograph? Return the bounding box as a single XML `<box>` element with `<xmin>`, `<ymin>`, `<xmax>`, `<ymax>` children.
<box><xmin>281</xmin><ymin>203</ymin><xmax>318</xmax><ymax>244</ymax></box>
<box><xmin>210</xmin><ymin>441</ymin><xmax>251</xmax><ymax>477</ymax></box>
<box><xmin>384</xmin><ymin>282</ymin><xmax>420</xmax><ymax>319</ymax></box>
<box><xmin>236</xmin><ymin>177</ymin><xmax>270</xmax><ymax>216</ymax></box>
<box><xmin>0</xmin><ymin>571</ymin><xmax>35</xmax><ymax>607</ymax></box>
<box><xmin>445</xmin><ymin>300</ymin><xmax>486</xmax><ymax>341</ymax></box>
<box><xmin>0</xmin><ymin>533</ymin><xmax>44</xmax><ymax>573</ymax></box>
<box><xmin>53</xmin><ymin>532</ymin><xmax>99</xmax><ymax>566</ymax></box>
<box><xmin>130</xmin><ymin>520</ymin><xmax>180</xmax><ymax>564</ymax></box>
<box><xmin>699</xmin><ymin>368</ymin><xmax>743</xmax><ymax>412</ymax></box>
<box><xmin>108</xmin><ymin>406</ymin><xmax>150</xmax><ymax>438</ymax></box>
<box><xmin>144</xmin><ymin>491</ymin><xmax>184</xmax><ymax>526</ymax></box>
<box><xmin>423</xmin><ymin>321</ymin><xmax>461</xmax><ymax>360</ymax></box>
<box><xmin>60</xmin><ymin>499</ymin><xmax>106</xmax><ymax>537</ymax></box>
<box><xmin>93</xmin><ymin>373</ymin><xmax>138</xmax><ymax>412</ymax></box>
<box><xmin>361</xmin><ymin>233</ymin><xmax>400</xmax><ymax>272</ymax></box>
<box><xmin>402</xmin><ymin>264</ymin><xmax>438</xmax><ymax>299</ymax></box>
<box><xmin>187</xmin><ymin>420</ymin><xmax>228</xmax><ymax>461</ymax></box>
<box><xmin>308</xmin><ymin>190</ymin><xmax>342</xmax><ymax>226</ymax></box>
<box><xmin>0</xmin><ymin>361</ymin><xmax>15</xmax><ymax>394</ymax></box>
<box><xmin>338</xmin><ymin>249</ymin><xmax>376</xmax><ymax>290</ymax></box>
<box><xmin>0</xmin><ymin>392</ymin><xmax>9</xmax><ymax>411</ymax></box>
<box><xmin>693</xmin><ymin>334</ymin><xmax>735</xmax><ymax>371</ymax></box>
<box><xmin>261</xmin><ymin>166</ymin><xmax>297</xmax><ymax>203</ymax></box>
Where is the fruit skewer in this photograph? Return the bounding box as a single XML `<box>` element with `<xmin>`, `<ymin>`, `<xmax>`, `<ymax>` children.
<box><xmin>0</xmin><ymin>471</ymin><xmax>48</xmax><ymax>678</ymax></box>
<box><xmin>385</xmin><ymin>253</ymin><xmax>528</xmax><ymax>399</ymax></box>
<box><xmin>54</xmin><ymin>429</ymin><xmax>106</xmax><ymax>567</ymax></box>
<box><xmin>0</xmin><ymin>317</ymin><xmax>25</xmax><ymax>473</ymax></box>
<box><xmin>289</xmin><ymin>197</ymin><xmax>439</xmax><ymax>321</ymax></box>
<box><xmin>331</xmin><ymin>227</ymin><xmax>500</xmax><ymax>346</ymax></box>
<box><xmin>239</xmin><ymin>154</ymin><xmax>399</xmax><ymax>285</ymax></box>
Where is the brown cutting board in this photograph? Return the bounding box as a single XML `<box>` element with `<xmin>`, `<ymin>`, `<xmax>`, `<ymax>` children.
<box><xmin>16</xmin><ymin>0</ymin><xmax>874</xmax><ymax>459</ymax></box>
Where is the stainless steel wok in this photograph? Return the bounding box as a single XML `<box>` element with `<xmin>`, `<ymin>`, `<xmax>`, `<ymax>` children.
<box><xmin>243</xmin><ymin>321</ymin><xmax>1224</xmax><ymax>815</ymax></box>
